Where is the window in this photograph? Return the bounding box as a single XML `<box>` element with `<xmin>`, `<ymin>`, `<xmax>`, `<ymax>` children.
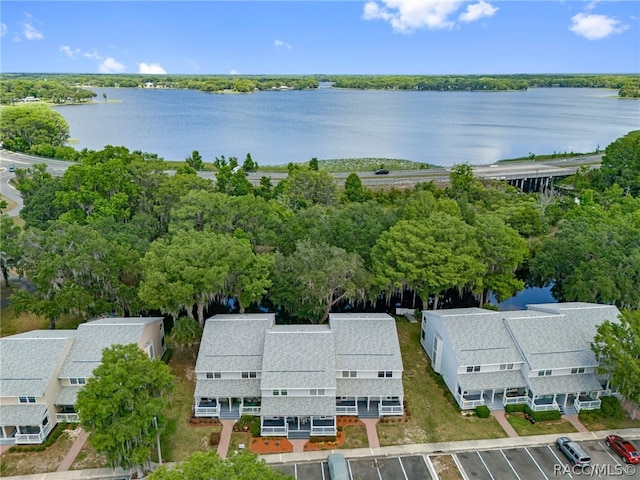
<box><xmin>342</xmin><ymin>371</ymin><xmax>356</xmax><ymax>378</ymax></box>
<box><xmin>537</xmin><ymin>370</ymin><xmax>552</xmax><ymax>376</ymax></box>
<box><xmin>571</xmin><ymin>367</ymin><xmax>585</xmax><ymax>374</ymax></box>
<box><xmin>273</xmin><ymin>389</ymin><xmax>279</xmax><ymax>396</ymax></box>
<box><xmin>242</xmin><ymin>371</ymin><xmax>257</xmax><ymax>379</ymax></box>
<box><xmin>272</xmin><ymin>389</ymin><xmax>287</xmax><ymax>396</ymax></box>
<box><xmin>206</xmin><ymin>372</ymin><xmax>213</xmax><ymax>379</ymax></box>
<box><xmin>500</xmin><ymin>364</ymin><xmax>514</xmax><ymax>371</ymax></box>
<box><xmin>378</xmin><ymin>371</ymin><xmax>392</xmax><ymax>378</ymax></box>
<box><xmin>214</xmin><ymin>372</ymin><xmax>221</xmax><ymax>379</ymax></box>
<box><xmin>281</xmin><ymin>389</ymin><xmax>288</xmax><ymax>396</ymax></box>
<box><xmin>250</xmin><ymin>372</ymin><xmax>256</xmax><ymax>378</ymax></box>
<box><xmin>18</xmin><ymin>396</ymin><xmax>36</xmax><ymax>404</ymax></box>
<box><xmin>242</xmin><ymin>372</ymin><xmax>249</xmax><ymax>378</ymax></box>
<box><xmin>70</xmin><ymin>378</ymin><xmax>86</xmax><ymax>385</ymax></box>
<box><xmin>421</xmin><ymin>329</ymin><xmax>425</xmax><ymax>340</ymax></box>
<box><xmin>466</xmin><ymin>365</ymin><xmax>481</xmax><ymax>373</ymax></box>
<box><xmin>378</xmin><ymin>371</ymin><xmax>385</xmax><ymax>378</ymax></box>
<box><xmin>310</xmin><ymin>389</ymin><xmax>326</xmax><ymax>396</ymax></box>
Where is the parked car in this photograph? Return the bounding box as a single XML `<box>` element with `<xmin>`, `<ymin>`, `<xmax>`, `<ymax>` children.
<box><xmin>327</xmin><ymin>453</ymin><xmax>350</xmax><ymax>480</ymax></box>
<box><xmin>375</xmin><ymin>168</ymin><xmax>389</xmax><ymax>175</ymax></box>
<box><xmin>557</xmin><ymin>437</ymin><xmax>591</xmax><ymax>466</ymax></box>
<box><xmin>606</xmin><ymin>435</ymin><xmax>640</xmax><ymax>464</ymax></box>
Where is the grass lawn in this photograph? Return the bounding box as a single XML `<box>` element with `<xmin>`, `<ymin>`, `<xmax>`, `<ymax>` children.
<box><xmin>507</xmin><ymin>414</ymin><xmax>577</xmax><ymax>436</ymax></box>
<box><xmin>230</xmin><ymin>432</ymin><xmax>251</xmax><ymax>453</ymax></box>
<box><xmin>0</xmin><ymin>429</ymin><xmax>75</xmax><ymax>476</ymax></box>
<box><xmin>431</xmin><ymin>455</ymin><xmax>463</xmax><ymax>480</ymax></box>
<box><xmin>379</xmin><ymin>320</ymin><xmax>507</xmax><ymax>446</ymax></box>
<box><xmin>159</xmin><ymin>346</ymin><xmax>221</xmax><ymax>462</ymax></box>
<box><xmin>578</xmin><ymin>411</ymin><xmax>640</xmax><ymax>431</ymax></box>
<box><xmin>341</xmin><ymin>424</ymin><xmax>369</xmax><ymax>449</ymax></box>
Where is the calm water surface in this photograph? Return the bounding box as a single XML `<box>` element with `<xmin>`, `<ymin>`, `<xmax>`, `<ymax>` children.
<box><xmin>55</xmin><ymin>87</ymin><xmax>640</xmax><ymax>166</ymax></box>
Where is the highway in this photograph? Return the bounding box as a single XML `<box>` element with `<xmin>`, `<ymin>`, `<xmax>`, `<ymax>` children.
<box><xmin>1</xmin><ymin>149</ymin><xmax>602</xmax><ymax>217</ymax></box>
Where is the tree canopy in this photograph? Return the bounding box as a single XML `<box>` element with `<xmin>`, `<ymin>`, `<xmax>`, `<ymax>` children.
<box><xmin>76</xmin><ymin>344</ymin><xmax>175</xmax><ymax>475</ymax></box>
<box><xmin>0</xmin><ymin>104</ymin><xmax>70</xmax><ymax>152</ymax></box>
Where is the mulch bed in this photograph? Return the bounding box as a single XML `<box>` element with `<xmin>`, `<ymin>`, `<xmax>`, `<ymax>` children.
<box><xmin>248</xmin><ymin>436</ymin><xmax>294</xmax><ymax>454</ymax></box>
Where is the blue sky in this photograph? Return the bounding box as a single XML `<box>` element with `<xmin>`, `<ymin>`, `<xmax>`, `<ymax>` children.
<box><xmin>1</xmin><ymin>1</ymin><xmax>639</xmax><ymax>75</ymax></box>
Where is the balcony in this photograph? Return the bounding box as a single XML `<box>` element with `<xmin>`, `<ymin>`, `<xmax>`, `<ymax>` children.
<box><xmin>311</xmin><ymin>426</ymin><xmax>336</xmax><ymax>435</ymax></box>
<box><xmin>15</xmin><ymin>423</ymin><xmax>53</xmax><ymax>445</ymax></box>
<box><xmin>503</xmin><ymin>395</ymin><xmax>528</xmax><ymax>406</ymax></box>
<box><xmin>380</xmin><ymin>404</ymin><xmax>403</xmax><ymax>416</ymax></box>
<box><xmin>241</xmin><ymin>406</ymin><xmax>261</xmax><ymax>415</ymax></box>
<box><xmin>261</xmin><ymin>425</ymin><xmax>287</xmax><ymax>436</ymax></box>
<box><xmin>575</xmin><ymin>397</ymin><xmax>601</xmax><ymax>412</ymax></box>
<box><xmin>527</xmin><ymin>398</ymin><xmax>559</xmax><ymax>412</ymax></box>
<box><xmin>194</xmin><ymin>406</ymin><xmax>219</xmax><ymax>417</ymax></box>
<box><xmin>56</xmin><ymin>413</ymin><xmax>80</xmax><ymax>423</ymax></box>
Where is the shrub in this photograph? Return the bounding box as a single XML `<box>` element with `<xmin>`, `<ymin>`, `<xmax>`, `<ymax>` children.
<box><xmin>530</xmin><ymin>409</ymin><xmax>561</xmax><ymax>422</ymax></box>
<box><xmin>505</xmin><ymin>404</ymin><xmax>527</xmax><ymax>414</ymax></box>
<box><xmin>237</xmin><ymin>415</ymin><xmax>261</xmax><ymax>437</ymax></box>
<box><xmin>209</xmin><ymin>431</ymin><xmax>221</xmax><ymax>446</ymax></box>
<box><xmin>475</xmin><ymin>405</ymin><xmax>491</xmax><ymax>418</ymax></box>
<box><xmin>337</xmin><ymin>426</ymin><xmax>343</xmax><ymax>432</ymax></box>
<box><xmin>600</xmin><ymin>396</ymin><xmax>623</xmax><ymax>419</ymax></box>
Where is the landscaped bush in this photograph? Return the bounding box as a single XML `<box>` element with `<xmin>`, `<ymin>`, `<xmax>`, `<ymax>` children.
<box><xmin>505</xmin><ymin>404</ymin><xmax>527</xmax><ymax>414</ymax></box>
<box><xmin>309</xmin><ymin>436</ymin><xmax>337</xmax><ymax>443</ymax></box>
<box><xmin>237</xmin><ymin>415</ymin><xmax>261</xmax><ymax>437</ymax></box>
<box><xmin>601</xmin><ymin>396</ymin><xmax>623</xmax><ymax>419</ymax></box>
<box><xmin>475</xmin><ymin>405</ymin><xmax>491</xmax><ymax>418</ymax></box>
<box><xmin>530</xmin><ymin>409</ymin><xmax>561</xmax><ymax>422</ymax></box>
<box><xmin>209</xmin><ymin>431</ymin><xmax>221</xmax><ymax>446</ymax></box>
<box><xmin>161</xmin><ymin>347</ymin><xmax>173</xmax><ymax>364</ymax></box>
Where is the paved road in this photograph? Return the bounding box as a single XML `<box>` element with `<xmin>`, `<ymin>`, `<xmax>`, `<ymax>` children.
<box><xmin>0</xmin><ymin>149</ymin><xmax>602</xmax><ymax>216</ymax></box>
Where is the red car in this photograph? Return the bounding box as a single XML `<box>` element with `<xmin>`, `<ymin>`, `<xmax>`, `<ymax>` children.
<box><xmin>606</xmin><ymin>435</ymin><xmax>640</xmax><ymax>464</ymax></box>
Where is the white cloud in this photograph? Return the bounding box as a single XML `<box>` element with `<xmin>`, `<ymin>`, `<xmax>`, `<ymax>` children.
<box><xmin>99</xmin><ymin>57</ymin><xmax>126</xmax><ymax>74</ymax></box>
<box><xmin>230</xmin><ymin>69</ymin><xmax>240</xmax><ymax>75</ymax></box>
<box><xmin>138</xmin><ymin>62</ymin><xmax>166</xmax><ymax>74</ymax></box>
<box><xmin>459</xmin><ymin>1</ymin><xmax>498</xmax><ymax>23</ymax></box>
<box><xmin>60</xmin><ymin>45</ymin><xmax>80</xmax><ymax>58</ymax></box>
<box><xmin>569</xmin><ymin>13</ymin><xmax>628</xmax><ymax>40</ymax></box>
<box><xmin>274</xmin><ymin>39</ymin><xmax>292</xmax><ymax>49</ymax></box>
<box><xmin>1</xmin><ymin>23</ymin><xmax>7</xmax><ymax>37</ymax></box>
<box><xmin>83</xmin><ymin>50</ymin><xmax>102</xmax><ymax>60</ymax></box>
<box><xmin>22</xmin><ymin>13</ymin><xmax>43</xmax><ymax>40</ymax></box>
<box><xmin>363</xmin><ymin>0</ymin><xmax>471</xmax><ymax>33</ymax></box>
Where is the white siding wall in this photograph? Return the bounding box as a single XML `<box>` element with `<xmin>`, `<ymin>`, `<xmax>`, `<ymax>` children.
<box><xmin>422</xmin><ymin>313</ymin><xmax>459</xmax><ymax>398</ymax></box>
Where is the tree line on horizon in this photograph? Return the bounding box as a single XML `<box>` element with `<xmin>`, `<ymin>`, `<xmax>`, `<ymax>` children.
<box><xmin>1</xmin><ymin>73</ymin><xmax>639</xmax><ymax>104</ymax></box>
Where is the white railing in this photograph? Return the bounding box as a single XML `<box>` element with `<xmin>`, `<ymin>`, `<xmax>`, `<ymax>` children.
<box><xmin>261</xmin><ymin>426</ymin><xmax>287</xmax><ymax>435</ymax></box>
<box><xmin>380</xmin><ymin>405</ymin><xmax>403</xmax><ymax>416</ymax></box>
<box><xmin>311</xmin><ymin>427</ymin><xmax>336</xmax><ymax>435</ymax></box>
<box><xmin>241</xmin><ymin>406</ymin><xmax>261</xmax><ymax>415</ymax></box>
<box><xmin>503</xmin><ymin>396</ymin><xmax>528</xmax><ymax>405</ymax></box>
<box><xmin>56</xmin><ymin>413</ymin><xmax>80</xmax><ymax>423</ymax></box>
<box><xmin>527</xmin><ymin>398</ymin><xmax>559</xmax><ymax>412</ymax></box>
<box><xmin>461</xmin><ymin>398</ymin><xmax>485</xmax><ymax>409</ymax></box>
<box><xmin>194</xmin><ymin>406</ymin><xmax>219</xmax><ymax>417</ymax></box>
<box><xmin>575</xmin><ymin>398</ymin><xmax>601</xmax><ymax>412</ymax></box>
<box><xmin>336</xmin><ymin>405</ymin><xmax>358</xmax><ymax>415</ymax></box>
<box><xmin>15</xmin><ymin>433</ymin><xmax>45</xmax><ymax>444</ymax></box>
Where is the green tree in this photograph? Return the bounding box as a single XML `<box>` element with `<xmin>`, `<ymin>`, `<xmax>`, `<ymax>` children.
<box><xmin>0</xmin><ymin>214</ymin><xmax>21</xmax><ymax>286</ymax></box>
<box><xmin>77</xmin><ymin>344</ymin><xmax>175</xmax><ymax>476</ymax></box>
<box><xmin>147</xmin><ymin>450</ymin><xmax>292</xmax><ymax>480</ymax></box>
<box><xmin>343</xmin><ymin>172</ymin><xmax>368</xmax><ymax>202</ymax></box>
<box><xmin>242</xmin><ymin>153</ymin><xmax>258</xmax><ymax>171</ymax></box>
<box><xmin>592</xmin><ymin>310</ymin><xmax>640</xmax><ymax>417</ymax></box>
<box><xmin>309</xmin><ymin>157</ymin><xmax>319</xmax><ymax>171</ymax></box>
<box><xmin>13</xmin><ymin>221</ymin><xmax>141</xmax><ymax>328</ymax></box>
<box><xmin>169</xmin><ymin>316</ymin><xmax>203</xmax><ymax>359</ymax></box>
<box><xmin>277</xmin><ymin>168</ymin><xmax>338</xmax><ymax>209</ymax></box>
<box><xmin>270</xmin><ymin>240</ymin><xmax>369</xmax><ymax>323</ymax></box>
<box><xmin>597</xmin><ymin>131</ymin><xmax>640</xmax><ymax>196</ymax></box>
<box><xmin>371</xmin><ymin>214</ymin><xmax>484</xmax><ymax>310</ymax></box>
<box><xmin>0</xmin><ymin>104</ymin><xmax>70</xmax><ymax>151</ymax></box>
<box><xmin>185</xmin><ymin>150</ymin><xmax>204</xmax><ymax>171</ymax></box>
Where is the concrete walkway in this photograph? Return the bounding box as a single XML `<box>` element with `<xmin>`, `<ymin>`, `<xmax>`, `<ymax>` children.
<box><xmin>564</xmin><ymin>414</ymin><xmax>590</xmax><ymax>433</ymax></box>
<box><xmin>290</xmin><ymin>439</ymin><xmax>307</xmax><ymax>453</ymax></box>
<box><xmin>216</xmin><ymin>420</ymin><xmax>236</xmax><ymax>459</ymax></box>
<box><xmin>56</xmin><ymin>428</ymin><xmax>89</xmax><ymax>471</ymax></box>
<box><xmin>360</xmin><ymin>418</ymin><xmax>380</xmax><ymax>448</ymax></box>
<box><xmin>491</xmin><ymin>410</ymin><xmax>519</xmax><ymax>438</ymax></box>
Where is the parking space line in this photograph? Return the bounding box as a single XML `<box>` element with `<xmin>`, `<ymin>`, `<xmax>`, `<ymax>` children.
<box><xmin>477</xmin><ymin>452</ymin><xmax>495</xmax><ymax>480</ymax></box>
<box><xmin>525</xmin><ymin>447</ymin><xmax>550</xmax><ymax>480</ymax></box>
<box><xmin>294</xmin><ymin>463</ymin><xmax>297</xmax><ymax>479</ymax></box>
<box><xmin>452</xmin><ymin>453</ymin><xmax>470</xmax><ymax>480</ymax></box>
<box><xmin>397</xmin><ymin>457</ymin><xmax>409</xmax><ymax>480</ymax></box>
<box><xmin>374</xmin><ymin>458</ymin><xmax>383</xmax><ymax>480</ymax></box>
<box><xmin>347</xmin><ymin>460</ymin><xmax>354</xmax><ymax>480</ymax></box>
<box><xmin>320</xmin><ymin>461</ymin><xmax>325</xmax><ymax>480</ymax></box>
<box><xmin>424</xmin><ymin>455</ymin><xmax>439</xmax><ymax>480</ymax></box>
<box><xmin>547</xmin><ymin>445</ymin><xmax>572</xmax><ymax>478</ymax></box>
<box><xmin>500</xmin><ymin>449</ymin><xmax>521</xmax><ymax>480</ymax></box>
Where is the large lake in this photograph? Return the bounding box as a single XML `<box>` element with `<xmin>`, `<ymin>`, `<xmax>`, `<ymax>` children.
<box><xmin>54</xmin><ymin>87</ymin><xmax>639</xmax><ymax>166</ymax></box>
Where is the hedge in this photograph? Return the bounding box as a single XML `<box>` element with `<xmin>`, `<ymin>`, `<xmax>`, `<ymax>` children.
<box><xmin>475</xmin><ymin>405</ymin><xmax>491</xmax><ymax>418</ymax></box>
<box><xmin>504</xmin><ymin>403</ymin><xmax>561</xmax><ymax>421</ymax></box>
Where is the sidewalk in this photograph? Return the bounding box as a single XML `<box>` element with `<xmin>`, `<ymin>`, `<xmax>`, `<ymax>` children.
<box><xmin>56</xmin><ymin>428</ymin><xmax>89</xmax><ymax>471</ymax></box>
<box><xmin>216</xmin><ymin>420</ymin><xmax>236</xmax><ymax>459</ymax></box>
<box><xmin>360</xmin><ymin>418</ymin><xmax>380</xmax><ymax>448</ymax></box>
<box><xmin>490</xmin><ymin>411</ymin><xmax>519</xmax><ymax>438</ymax></box>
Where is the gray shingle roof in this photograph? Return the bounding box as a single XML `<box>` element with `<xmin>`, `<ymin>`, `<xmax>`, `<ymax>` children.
<box><xmin>261</xmin><ymin>325</ymin><xmax>336</xmax><ymax>389</ymax></box>
<box><xmin>261</xmin><ymin>395</ymin><xmax>336</xmax><ymax>417</ymax></box>
<box><xmin>528</xmin><ymin>373</ymin><xmax>603</xmax><ymax>396</ymax></box>
<box><xmin>457</xmin><ymin>370</ymin><xmax>527</xmax><ymax>391</ymax></box>
<box><xmin>0</xmin><ymin>336</ymin><xmax>73</xmax><ymax>397</ymax></box>
<box><xmin>336</xmin><ymin>378</ymin><xmax>404</xmax><ymax>398</ymax></box>
<box><xmin>331</xmin><ymin>315</ymin><xmax>403</xmax><ymax>371</ymax></box>
<box><xmin>195</xmin><ymin>314</ymin><xmax>274</xmax><ymax>373</ymax></box>
<box><xmin>506</xmin><ymin>304</ymin><xmax>620</xmax><ymax>370</ymax></box>
<box><xmin>194</xmin><ymin>379</ymin><xmax>261</xmax><ymax>398</ymax></box>
<box><xmin>430</xmin><ymin>309</ymin><xmax>530</xmax><ymax>366</ymax></box>
<box><xmin>1</xmin><ymin>404</ymin><xmax>48</xmax><ymax>426</ymax></box>
<box><xmin>56</xmin><ymin>386</ymin><xmax>83</xmax><ymax>406</ymax></box>
<box><xmin>59</xmin><ymin>319</ymin><xmax>158</xmax><ymax>378</ymax></box>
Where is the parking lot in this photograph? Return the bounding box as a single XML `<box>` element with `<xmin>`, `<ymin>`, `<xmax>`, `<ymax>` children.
<box><xmin>272</xmin><ymin>454</ymin><xmax>433</xmax><ymax>480</ymax></box>
<box><xmin>455</xmin><ymin>440</ymin><xmax>640</xmax><ymax>480</ymax></box>
<box><xmin>271</xmin><ymin>438</ymin><xmax>639</xmax><ymax>479</ymax></box>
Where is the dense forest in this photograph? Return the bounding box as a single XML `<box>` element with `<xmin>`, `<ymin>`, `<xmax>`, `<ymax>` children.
<box><xmin>1</xmin><ymin>73</ymin><xmax>639</xmax><ymax>104</ymax></box>
<box><xmin>1</xmin><ymin>100</ymin><xmax>639</xmax><ymax>329</ymax></box>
